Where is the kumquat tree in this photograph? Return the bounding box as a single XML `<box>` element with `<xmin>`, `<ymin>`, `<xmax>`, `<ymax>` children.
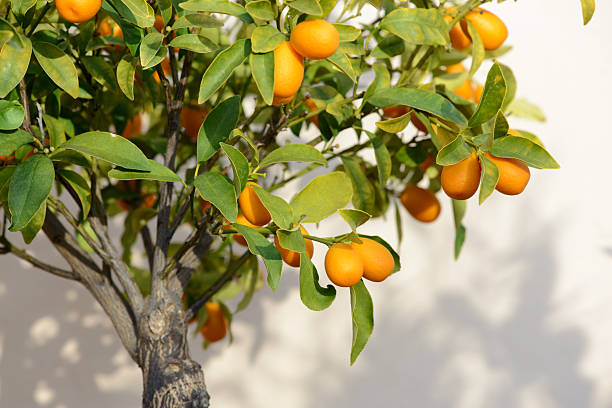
<box><xmin>0</xmin><ymin>0</ymin><xmax>596</xmax><ymax>405</ymax></box>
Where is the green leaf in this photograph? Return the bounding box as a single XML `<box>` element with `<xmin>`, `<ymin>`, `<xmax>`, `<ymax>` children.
<box><xmin>505</xmin><ymin>98</ymin><xmax>546</xmax><ymax>122</ymax></box>
<box><xmin>363</xmin><ymin>130</ymin><xmax>391</xmax><ymax>186</ymax></box>
<box><xmin>82</xmin><ymin>56</ymin><xmax>118</xmax><ymax>89</ymax></box>
<box><xmin>251</xmin><ymin>185</ymin><xmax>294</xmax><ymax>230</ymax></box>
<box><xmin>339</xmin><ymin>208</ymin><xmax>370</xmax><ymax>232</ymax></box>
<box><xmin>21</xmin><ymin>201</ymin><xmax>46</xmax><ymax>244</ymax></box>
<box><xmin>60</xmin><ymin>131</ymin><xmax>151</xmax><ymax>171</ymax></box>
<box><xmin>299</xmin><ymin>255</ymin><xmax>336</xmax><ymax>311</ymax></box>
<box><xmin>198</xmin><ymin>39</ymin><xmax>251</xmax><ymax>104</ymax></box>
<box><xmin>451</xmin><ymin>199</ymin><xmax>466</xmax><ymax>259</ymax></box>
<box><xmin>333</xmin><ymin>23</ymin><xmax>361</xmax><ymax>42</ymax></box>
<box><xmin>43</xmin><ymin>115</ymin><xmax>66</xmax><ymax>147</ymax></box>
<box><xmin>0</xmin><ymin>129</ymin><xmax>33</xmax><ymax>155</ymax></box>
<box><xmin>121</xmin><ymin>207</ymin><xmax>156</xmax><ymax>263</ymax></box>
<box><xmin>0</xmin><ymin>31</ymin><xmax>12</xmax><ymax>48</ymax></box>
<box><xmin>341</xmin><ymin>156</ymin><xmax>376</xmax><ymax>214</ymax></box>
<box><xmin>290</xmin><ymin>172</ymin><xmax>352</xmax><ymax>223</ymax></box>
<box><xmin>11</xmin><ymin>0</ymin><xmax>37</xmax><ymax>15</ymax></box>
<box><xmin>490</xmin><ymin>136</ymin><xmax>560</xmax><ymax>169</ymax></box>
<box><xmin>194</xmin><ymin>172</ymin><xmax>238</xmax><ymax>221</ymax></box>
<box><xmin>0</xmin><ymin>25</ymin><xmax>31</xmax><ymax>98</ymax></box>
<box><xmin>436</xmin><ymin>135</ymin><xmax>471</xmax><ymax>166</ymax></box>
<box><xmin>9</xmin><ymin>155</ymin><xmax>54</xmax><ymax>231</ymax></box>
<box><xmin>276</xmin><ymin>228</ymin><xmax>305</xmax><ymax>252</ymax></box>
<box><xmin>249</xmin><ymin>52</ymin><xmax>274</xmax><ymax>105</ymax></box>
<box><xmin>478</xmin><ymin>154</ymin><xmax>499</xmax><ymax>204</ymax></box>
<box><xmin>465</xmin><ymin>19</ymin><xmax>484</xmax><ymax>76</ymax></box>
<box><xmin>0</xmin><ymin>100</ymin><xmax>24</xmax><ymax>130</ymax></box>
<box><xmin>369</xmin><ymin>35</ymin><xmax>404</xmax><ymax>59</ymax></box>
<box><xmin>220</xmin><ymin>143</ymin><xmax>249</xmax><ymax>195</ymax></box>
<box><xmin>197</xmin><ymin>95</ymin><xmax>241</xmax><ymax>162</ymax></box>
<box><xmin>0</xmin><ymin>166</ymin><xmax>15</xmax><ymax>201</ymax></box>
<box><xmin>251</xmin><ymin>25</ymin><xmax>285</xmax><ymax>53</ymax></box>
<box><xmin>493</xmin><ymin>111</ymin><xmax>509</xmax><ymax>141</ymax></box>
<box><xmin>117</xmin><ymin>55</ymin><xmax>137</xmax><ymax>101</ymax></box>
<box><xmin>140</xmin><ymin>32</ymin><xmax>164</xmax><ymax>68</ymax></box>
<box><xmin>259</xmin><ymin>144</ymin><xmax>326</xmax><ymax>168</ymax></box>
<box><xmin>287</xmin><ymin>0</ymin><xmax>322</xmax><ymax>15</ymax></box>
<box><xmin>380</xmin><ymin>8</ymin><xmax>449</xmax><ymax>46</ymax></box>
<box><xmin>233</xmin><ymin>224</ymin><xmax>283</xmax><ymax>290</ymax></box>
<box><xmin>581</xmin><ymin>0</ymin><xmax>595</xmax><ymax>24</ymax></box>
<box><xmin>245</xmin><ymin>0</ymin><xmax>275</xmax><ymax>20</ymax></box>
<box><xmin>362</xmin><ymin>63</ymin><xmax>390</xmax><ymax>106</ymax></box>
<box><xmin>109</xmin><ymin>0</ymin><xmax>155</xmax><ymax>28</ymax></box>
<box><xmin>33</xmin><ymin>43</ymin><xmax>78</xmax><ymax>97</ymax></box>
<box><xmin>499</xmin><ymin>63</ymin><xmax>516</xmax><ymax>111</ymax></box>
<box><xmin>108</xmin><ymin>159</ymin><xmax>182</xmax><ymax>182</ymax></box>
<box><xmin>349</xmin><ymin>280</ymin><xmax>374</xmax><ymax>365</ymax></box>
<box><xmin>375</xmin><ymin>111</ymin><xmax>411</xmax><ymax>133</ymax></box>
<box><xmin>169</xmin><ymin>34</ymin><xmax>218</xmax><ymax>53</ymax></box>
<box><xmin>469</xmin><ymin>62</ymin><xmax>506</xmax><ymax>127</ymax></box>
<box><xmin>326</xmin><ymin>50</ymin><xmax>356</xmax><ymax>82</ymax></box>
<box><xmin>171</xmin><ymin>14</ymin><xmax>223</xmax><ymax>29</ymax></box>
<box><xmin>180</xmin><ymin>0</ymin><xmax>253</xmax><ymax>23</ymax></box>
<box><xmin>158</xmin><ymin>0</ymin><xmax>172</xmax><ymax>25</ymax></box>
<box><xmin>369</xmin><ymin>87</ymin><xmax>467</xmax><ymax>127</ymax></box>
<box><xmin>58</xmin><ymin>169</ymin><xmax>91</xmax><ymax>219</ymax></box>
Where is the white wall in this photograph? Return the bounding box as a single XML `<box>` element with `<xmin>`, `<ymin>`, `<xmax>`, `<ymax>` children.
<box><xmin>1</xmin><ymin>2</ymin><xmax>611</xmax><ymax>407</ymax></box>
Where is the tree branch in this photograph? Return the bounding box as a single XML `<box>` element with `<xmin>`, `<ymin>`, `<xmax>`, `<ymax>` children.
<box><xmin>0</xmin><ymin>237</ymin><xmax>77</xmax><ymax>280</ymax></box>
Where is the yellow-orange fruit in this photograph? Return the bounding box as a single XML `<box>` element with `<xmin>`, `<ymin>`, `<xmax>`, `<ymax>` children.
<box><xmin>272</xmin><ymin>94</ymin><xmax>295</xmax><ymax>106</ymax></box>
<box><xmin>418</xmin><ymin>155</ymin><xmax>434</xmax><ymax>172</ymax></box>
<box><xmin>325</xmin><ymin>243</ymin><xmax>363</xmax><ymax>287</ymax></box>
<box><xmin>473</xmin><ymin>84</ymin><xmax>484</xmax><ymax>103</ymax></box>
<box><xmin>444</xmin><ymin>13</ymin><xmax>471</xmax><ymax>50</ymax></box>
<box><xmin>200</xmin><ymin>200</ymin><xmax>211</xmax><ymax>212</ymax></box>
<box><xmin>484</xmin><ymin>153</ymin><xmax>530</xmax><ymax>196</ymax></box>
<box><xmin>273</xmin><ymin>42</ymin><xmax>304</xmax><ymax>98</ymax></box>
<box><xmin>97</xmin><ymin>18</ymin><xmax>112</xmax><ymax>36</ymax></box>
<box><xmin>153</xmin><ymin>58</ymin><xmax>171</xmax><ymax>83</ymax></box>
<box><xmin>445</xmin><ymin>64</ymin><xmax>473</xmax><ymax>100</ymax></box>
<box><xmin>199</xmin><ymin>302</ymin><xmax>227</xmax><ymax>343</ymax></box>
<box><xmin>461</xmin><ymin>8</ymin><xmax>508</xmax><ymax>51</ymax></box>
<box><xmin>411</xmin><ymin>112</ymin><xmax>428</xmax><ymax>133</ymax></box>
<box><xmin>382</xmin><ymin>105</ymin><xmax>409</xmax><ymax>118</ymax></box>
<box><xmin>351</xmin><ymin>238</ymin><xmax>394</xmax><ymax>282</ymax></box>
<box><xmin>181</xmin><ymin>105</ymin><xmax>207</xmax><ymax>141</ymax></box>
<box><xmin>116</xmin><ymin>180</ymin><xmax>156</xmax><ymax>211</ymax></box>
<box><xmin>56</xmin><ymin>0</ymin><xmax>101</xmax><ymax>22</ymax></box>
<box><xmin>441</xmin><ymin>151</ymin><xmax>481</xmax><ymax>200</ymax></box>
<box><xmin>274</xmin><ymin>225</ymin><xmax>314</xmax><ymax>268</ymax></box>
<box><xmin>399</xmin><ymin>185</ymin><xmax>441</xmax><ymax>223</ymax></box>
<box><xmin>238</xmin><ymin>182</ymin><xmax>271</xmax><ymax>226</ymax></box>
<box><xmin>222</xmin><ymin>214</ymin><xmax>257</xmax><ymax>247</ymax></box>
<box><xmin>305</xmin><ymin>97</ymin><xmax>319</xmax><ymax>127</ymax></box>
<box><xmin>121</xmin><ymin>115</ymin><xmax>141</xmax><ymax>139</ymax></box>
<box><xmin>290</xmin><ymin>19</ymin><xmax>339</xmax><ymax>60</ymax></box>
<box><xmin>153</xmin><ymin>15</ymin><xmax>164</xmax><ymax>32</ymax></box>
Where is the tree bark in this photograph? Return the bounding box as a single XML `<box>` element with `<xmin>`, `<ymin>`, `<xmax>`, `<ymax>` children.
<box><xmin>138</xmin><ymin>295</ymin><xmax>210</xmax><ymax>408</ymax></box>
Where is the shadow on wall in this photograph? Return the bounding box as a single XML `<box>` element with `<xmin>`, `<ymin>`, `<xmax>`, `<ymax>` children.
<box><xmin>0</xmin><ymin>238</ymin><xmax>141</xmax><ymax>408</ymax></box>
<box><xmin>315</xmin><ymin>222</ymin><xmax>593</xmax><ymax>408</ymax></box>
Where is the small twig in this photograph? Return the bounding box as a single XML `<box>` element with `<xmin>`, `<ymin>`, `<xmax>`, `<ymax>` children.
<box><xmin>1</xmin><ymin>237</ymin><xmax>76</xmax><ymax>280</ymax></box>
<box><xmin>140</xmin><ymin>226</ymin><xmax>154</xmax><ymax>271</ymax></box>
<box><xmin>185</xmin><ymin>251</ymin><xmax>250</xmax><ymax>321</ymax></box>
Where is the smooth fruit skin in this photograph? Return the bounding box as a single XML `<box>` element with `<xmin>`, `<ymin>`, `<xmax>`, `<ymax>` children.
<box><xmin>325</xmin><ymin>243</ymin><xmax>364</xmax><ymax>287</ymax></box>
<box><xmin>445</xmin><ymin>64</ymin><xmax>473</xmax><ymax>100</ymax></box>
<box><xmin>56</xmin><ymin>0</ymin><xmax>102</xmax><ymax>23</ymax></box>
<box><xmin>461</xmin><ymin>8</ymin><xmax>508</xmax><ymax>51</ymax></box>
<box><xmin>473</xmin><ymin>84</ymin><xmax>484</xmax><ymax>103</ymax></box>
<box><xmin>382</xmin><ymin>105</ymin><xmax>409</xmax><ymax>118</ymax></box>
<box><xmin>272</xmin><ymin>94</ymin><xmax>295</xmax><ymax>106</ymax></box>
<box><xmin>441</xmin><ymin>152</ymin><xmax>481</xmax><ymax>200</ymax></box>
<box><xmin>274</xmin><ymin>225</ymin><xmax>314</xmax><ymax>268</ymax></box>
<box><xmin>199</xmin><ymin>302</ymin><xmax>227</xmax><ymax>343</ymax></box>
<box><xmin>484</xmin><ymin>153</ymin><xmax>530</xmax><ymax>195</ymax></box>
<box><xmin>444</xmin><ymin>14</ymin><xmax>471</xmax><ymax>50</ymax></box>
<box><xmin>399</xmin><ymin>185</ymin><xmax>441</xmax><ymax>223</ymax></box>
<box><xmin>222</xmin><ymin>214</ymin><xmax>257</xmax><ymax>246</ymax></box>
<box><xmin>351</xmin><ymin>238</ymin><xmax>394</xmax><ymax>282</ymax></box>
<box><xmin>121</xmin><ymin>115</ymin><xmax>141</xmax><ymax>139</ymax></box>
<box><xmin>411</xmin><ymin>112</ymin><xmax>428</xmax><ymax>133</ymax></box>
<box><xmin>273</xmin><ymin>42</ymin><xmax>304</xmax><ymax>98</ymax></box>
<box><xmin>96</xmin><ymin>18</ymin><xmax>111</xmax><ymax>36</ymax></box>
<box><xmin>290</xmin><ymin>19</ymin><xmax>339</xmax><ymax>60</ymax></box>
<box><xmin>181</xmin><ymin>105</ymin><xmax>207</xmax><ymax>141</ymax></box>
<box><xmin>153</xmin><ymin>58</ymin><xmax>171</xmax><ymax>83</ymax></box>
<box><xmin>238</xmin><ymin>182</ymin><xmax>271</xmax><ymax>226</ymax></box>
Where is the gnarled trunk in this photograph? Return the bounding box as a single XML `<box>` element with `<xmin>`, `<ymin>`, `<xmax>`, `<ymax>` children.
<box><xmin>139</xmin><ymin>296</ymin><xmax>210</xmax><ymax>408</ymax></box>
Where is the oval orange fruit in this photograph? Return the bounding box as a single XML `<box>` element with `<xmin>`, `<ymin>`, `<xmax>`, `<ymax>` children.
<box><xmin>441</xmin><ymin>151</ymin><xmax>481</xmax><ymax>200</ymax></box>
<box><xmin>325</xmin><ymin>243</ymin><xmax>363</xmax><ymax>287</ymax></box>
<box><xmin>290</xmin><ymin>19</ymin><xmax>339</xmax><ymax>60</ymax></box>
<box><xmin>399</xmin><ymin>185</ymin><xmax>441</xmax><ymax>223</ymax></box>
<box><xmin>351</xmin><ymin>238</ymin><xmax>394</xmax><ymax>282</ymax></box>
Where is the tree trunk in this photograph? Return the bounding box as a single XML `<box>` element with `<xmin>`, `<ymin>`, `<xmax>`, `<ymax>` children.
<box><xmin>139</xmin><ymin>295</ymin><xmax>210</xmax><ymax>408</ymax></box>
